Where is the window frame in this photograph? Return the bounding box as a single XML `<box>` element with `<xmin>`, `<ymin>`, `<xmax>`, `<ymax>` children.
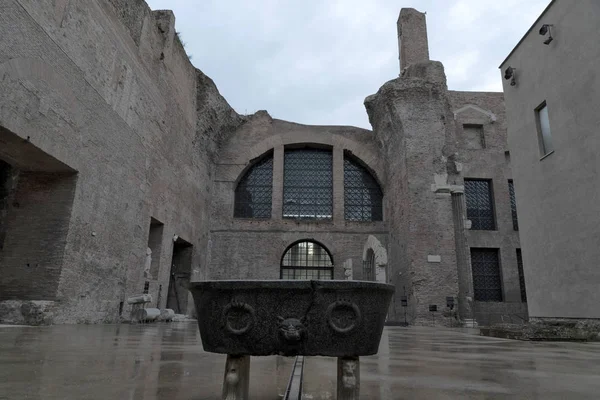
<box><xmin>535</xmin><ymin>101</ymin><xmax>554</xmax><ymax>158</ymax></box>
<box><xmin>508</xmin><ymin>179</ymin><xmax>518</xmax><ymax>231</ymax></box>
<box><xmin>462</xmin><ymin>123</ymin><xmax>486</xmax><ymax>149</ymax></box>
<box><xmin>343</xmin><ymin>153</ymin><xmax>383</xmax><ymax>222</ymax></box>
<box><xmin>516</xmin><ymin>249</ymin><xmax>527</xmax><ymax>303</ymax></box>
<box><xmin>282</xmin><ymin>148</ymin><xmax>333</xmax><ymax>220</ymax></box>
<box><xmin>470</xmin><ymin>248</ymin><xmax>504</xmax><ymax>302</ymax></box>
<box><xmin>233</xmin><ymin>151</ymin><xmax>274</xmax><ymax>219</ymax></box>
<box><xmin>464</xmin><ymin>178</ymin><xmax>497</xmax><ymax>231</ymax></box>
<box><xmin>280</xmin><ymin>239</ymin><xmax>334</xmax><ymax>280</ymax></box>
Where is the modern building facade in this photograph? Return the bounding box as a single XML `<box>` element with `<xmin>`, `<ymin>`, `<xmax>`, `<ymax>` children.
<box><xmin>500</xmin><ymin>0</ymin><xmax>600</xmax><ymax>326</ymax></box>
<box><xmin>0</xmin><ymin>1</ymin><xmax>526</xmax><ymax>326</ymax></box>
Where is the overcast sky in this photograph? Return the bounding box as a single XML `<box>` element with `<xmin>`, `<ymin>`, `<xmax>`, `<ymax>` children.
<box><xmin>145</xmin><ymin>0</ymin><xmax>549</xmax><ymax>129</ymax></box>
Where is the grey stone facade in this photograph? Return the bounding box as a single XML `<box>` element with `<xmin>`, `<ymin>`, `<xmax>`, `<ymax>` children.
<box><xmin>500</xmin><ymin>0</ymin><xmax>600</xmax><ymax>323</ymax></box>
<box><xmin>0</xmin><ymin>0</ymin><xmax>241</xmax><ymax>323</ymax></box>
<box><xmin>0</xmin><ymin>1</ymin><xmax>526</xmax><ymax>326</ymax></box>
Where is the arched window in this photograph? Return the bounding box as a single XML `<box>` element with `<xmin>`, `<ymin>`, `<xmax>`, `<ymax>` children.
<box><xmin>344</xmin><ymin>155</ymin><xmax>383</xmax><ymax>221</ymax></box>
<box><xmin>363</xmin><ymin>248</ymin><xmax>375</xmax><ymax>281</ymax></box>
<box><xmin>281</xmin><ymin>240</ymin><xmax>333</xmax><ymax>280</ymax></box>
<box><xmin>234</xmin><ymin>153</ymin><xmax>273</xmax><ymax>218</ymax></box>
<box><xmin>283</xmin><ymin>148</ymin><xmax>333</xmax><ymax>219</ymax></box>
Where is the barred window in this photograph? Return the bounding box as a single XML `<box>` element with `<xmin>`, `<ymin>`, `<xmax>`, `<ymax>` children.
<box><xmin>471</xmin><ymin>248</ymin><xmax>503</xmax><ymax>302</ymax></box>
<box><xmin>283</xmin><ymin>149</ymin><xmax>332</xmax><ymax>219</ymax></box>
<box><xmin>344</xmin><ymin>155</ymin><xmax>383</xmax><ymax>221</ymax></box>
<box><xmin>281</xmin><ymin>240</ymin><xmax>333</xmax><ymax>280</ymax></box>
<box><xmin>509</xmin><ymin>180</ymin><xmax>518</xmax><ymax>231</ymax></box>
<box><xmin>363</xmin><ymin>249</ymin><xmax>375</xmax><ymax>281</ymax></box>
<box><xmin>465</xmin><ymin>179</ymin><xmax>495</xmax><ymax>230</ymax></box>
<box><xmin>234</xmin><ymin>153</ymin><xmax>273</xmax><ymax>218</ymax></box>
<box><xmin>516</xmin><ymin>249</ymin><xmax>527</xmax><ymax>303</ymax></box>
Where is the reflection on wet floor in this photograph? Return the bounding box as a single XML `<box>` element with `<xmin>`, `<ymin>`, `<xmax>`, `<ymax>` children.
<box><xmin>1</xmin><ymin>323</ymin><xmax>599</xmax><ymax>399</ymax></box>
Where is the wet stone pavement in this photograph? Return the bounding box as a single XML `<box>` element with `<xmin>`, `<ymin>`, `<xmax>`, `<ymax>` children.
<box><xmin>1</xmin><ymin>322</ymin><xmax>599</xmax><ymax>399</ymax></box>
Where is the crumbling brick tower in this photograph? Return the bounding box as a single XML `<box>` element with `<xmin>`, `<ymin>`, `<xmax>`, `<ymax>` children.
<box><xmin>367</xmin><ymin>9</ymin><xmax>466</xmax><ymax>324</ymax></box>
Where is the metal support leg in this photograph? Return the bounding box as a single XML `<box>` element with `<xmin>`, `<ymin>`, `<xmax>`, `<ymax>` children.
<box><xmin>337</xmin><ymin>356</ymin><xmax>360</xmax><ymax>400</ymax></box>
<box><xmin>222</xmin><ymin>355</ymin><xmax>250</xmax><ymax>400</ymax></box>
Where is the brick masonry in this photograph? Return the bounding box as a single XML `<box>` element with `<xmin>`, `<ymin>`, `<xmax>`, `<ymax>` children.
<box><xmin>0</xmin><ymin>2</ymin><xmax>526</xmax><ymax>326</ymax></box>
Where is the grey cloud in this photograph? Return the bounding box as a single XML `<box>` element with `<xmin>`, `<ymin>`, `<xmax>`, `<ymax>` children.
<box><xmin>146</xmin><ymin>0</ymin><xmax>550</xmax><ymax>128</ymax></box>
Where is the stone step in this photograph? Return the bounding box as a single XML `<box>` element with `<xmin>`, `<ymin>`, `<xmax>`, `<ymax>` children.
<box><xmin>463</xmin><ymin>319</ymin><xmax>478</xmax><ymax>328</ymax></box>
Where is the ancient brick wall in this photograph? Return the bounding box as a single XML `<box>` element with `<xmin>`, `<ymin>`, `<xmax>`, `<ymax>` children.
<box><xmin>0</xmin><ymin>172</ymin><xmax>77</xmax><ymax>300</ymax></box>
<box><xmin>0</xmin><ymin>0</ymin><xmax>240</xmax><ymax>323</ymax></box>
<box><xmin>449</xmin><ymin>91</ymin><xmax>526</xmax><ymax>322</ymax></box>
<box><xmin>208</xmin><ymin>112</ymin><xmax>389</xmax><ymax>290</ymax></box>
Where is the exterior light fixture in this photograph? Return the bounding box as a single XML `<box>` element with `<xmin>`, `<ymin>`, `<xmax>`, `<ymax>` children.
<box><xmin>539</xmin><ymin>24</ymin><xmax>554</xmax><ymax>45</ymax></box>
<box><xmin>504</xmin><ymin>66</ymin><xmax>517</xmax><ymax>86</ymax></box>
<box><xmin>446</xmin><ymin>297</ymin><xmax>455</xmax><ymax>310</ymax></box>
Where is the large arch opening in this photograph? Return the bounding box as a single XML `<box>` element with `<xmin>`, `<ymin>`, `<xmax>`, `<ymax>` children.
<box><xmin>233</xmin><ymin>151</ymin><xmax>273</xmax><ymax>219</ymax></box>
<box><xmin>280</xmin><ymin>240</ymin><xmax>333</xmax><ymax>280</ymax></box>
<box><xmin>344</xmin><ymin>153</ymin><xmax>383</xmax><ymax>221</ymax></box>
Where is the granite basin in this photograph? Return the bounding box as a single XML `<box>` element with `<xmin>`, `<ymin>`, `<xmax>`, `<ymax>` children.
<box><xmin>189</xmin><ymin>280</ymin><xmax>394</xmax><ymax>357</ymax></box>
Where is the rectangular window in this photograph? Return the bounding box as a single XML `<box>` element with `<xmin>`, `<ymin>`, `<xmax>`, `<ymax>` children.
<box><xmin>464</xmin><ymin>179</ymin><xmax>496</xmax><ymax>230</ymax></box>
<box><xmin>516</xmin><ymin>249</ymin><xmax>527</xmax><ymax>303</ymax></box>
<box><xmin>536</xmin><ymin>101</ymin><xmax>554</xmax><ymax>156</ymax></box>
<box><xmin>508</xmin><ymin>180</ymin><xmax>518</xmax><ymax>231</ymax></box>
<box><xmin>283</xmin><ymin>149</ymin><xmax>333</xmax><ymax>219</ymax></box>
<box><xmin>471</xmin><ymin>248</ymin><xmax>503</xmax><ymax>302</ymax></box>
<box><xmin>463</xmin><ymin>124</ymin><xmax>485</xmax><ymax>149</ymax></box>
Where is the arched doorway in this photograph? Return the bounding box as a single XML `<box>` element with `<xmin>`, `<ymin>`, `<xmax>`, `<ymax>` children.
<box><xmin>280</xmin><ymin>240</ymin><xmax>333</xmax><ymax>280</ymax></box>
<box><xmin>362</xmin><ymin>235</ymin><xmax>388</xmax><ymax>284</ymax></box>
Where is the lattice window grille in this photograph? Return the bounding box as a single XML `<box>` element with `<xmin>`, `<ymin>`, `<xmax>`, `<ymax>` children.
<box><xmin>234</xmin><ymin>154</ymin><xmax>273</xmax><ymax>218</ymax></box>
<box><xmin>281</xmin><ymin>241</ymin><xmax>333</xmax><ymax>280</ymax></box>
<box><xmin>344</xmin><ymin>157</ymin><xmax>383</xmax><ymax>221</ymax></box>
<box><xmin>471</xmin><ymin>249</ymin><xmax>503</xmax><ymax>302</ymax></box>
<box><xmin>516</xmin><ymin>249</ymin><xmax>527</xmax><ymax>303</ymax></box>
<box><xmin>465</xmin><ymin>179</ymin><xmax>495</xmax><ymax>230</ymax></box>
<box><xmin>283</xmin><ymin>149</ymin><xmax>333</xmax><ymax>220</ymax></box>
<box><xmin>509</xmin><ymin>180</ymin><xmax>519</xmax><ymax>231</ymax></box>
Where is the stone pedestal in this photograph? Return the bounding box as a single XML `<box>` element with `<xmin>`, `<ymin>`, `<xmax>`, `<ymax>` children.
<box><xmin>222</xmin><ymin>355</ymin><xmax>250</xmax><ymax>400</ymax></box>
<box><xmin>337</xmin><ymin>357</ymin><xmax>360</xmax><ymax>400</ymax></box>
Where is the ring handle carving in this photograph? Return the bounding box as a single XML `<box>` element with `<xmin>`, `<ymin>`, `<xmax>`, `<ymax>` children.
<box><xmin>223</xmin><ymin>302</ymin><xmax>256</xmax><ymax>335</ymax></box>
<box><xmin>326</xmin><ymin>300</ymin><xmax>361</xmax><ymax>334</ymax></box>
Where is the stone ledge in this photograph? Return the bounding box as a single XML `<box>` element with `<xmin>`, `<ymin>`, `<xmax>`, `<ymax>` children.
<box><xmin>480</xmin><ymin>319</ymin><xmax>600</xmax><ymax>342</ymax></box>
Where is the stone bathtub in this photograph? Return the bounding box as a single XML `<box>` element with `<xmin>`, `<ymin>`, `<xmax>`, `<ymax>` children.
<box><xmin>189</xmin><ymin>280</ymin><xmax>394</xmax><ymax>358</ymax></box>
<box><xmin>190</xmin><ymin>280</ymin><xmax>394</xmax><ymax>398</ymax></box>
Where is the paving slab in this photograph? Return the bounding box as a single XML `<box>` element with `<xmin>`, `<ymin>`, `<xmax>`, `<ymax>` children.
<box><xmin>1</xmin><ymin>323</ymin><xmax>599</xmax><ymax>399</ymax></box>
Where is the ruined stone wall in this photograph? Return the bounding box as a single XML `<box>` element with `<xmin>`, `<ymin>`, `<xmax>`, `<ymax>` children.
<box><xmin>366</xmin><ymin>61</ymin><xmax>460</xmax><ymax>325</ymax></box>
<box><xmin>208</xmin><ymin>113</ymin><xmax>388</xmax><ymax>286</ymax></box>
<box><xmin>363</xmin><ymin>7</ymin><xmax>526</xmax><ymax>326</ymax></box>
<box><xmin>449</xmin><ymin>91</ymin><xmax>526</xmax><ymax>322</ymax></box>
<box><xmin>0</xmin><ymin>0</ymin><xmax>240</xmax><ymax>323</ymax></box>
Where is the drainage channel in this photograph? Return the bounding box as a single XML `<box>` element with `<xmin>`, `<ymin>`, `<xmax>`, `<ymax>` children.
<box><xmin>283</xmin><ymin>356</ymin><xmax>305</xmax><ymax>400</ymax></box>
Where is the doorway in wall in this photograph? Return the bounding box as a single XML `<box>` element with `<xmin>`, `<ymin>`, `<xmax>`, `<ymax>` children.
<box><xmin>146</xmin><ymin>217</ymin><xmax>164</xmax><ymax>280</ymax></box>
<box><xmin>166</xmin><ymin>237</ymin><xmax>193</xmax><ymax>314</ymax></box>
<box><xmin>0</xmin><ymin>126</ymin><xmax>78</xmax><ymax>302</ymax></box>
